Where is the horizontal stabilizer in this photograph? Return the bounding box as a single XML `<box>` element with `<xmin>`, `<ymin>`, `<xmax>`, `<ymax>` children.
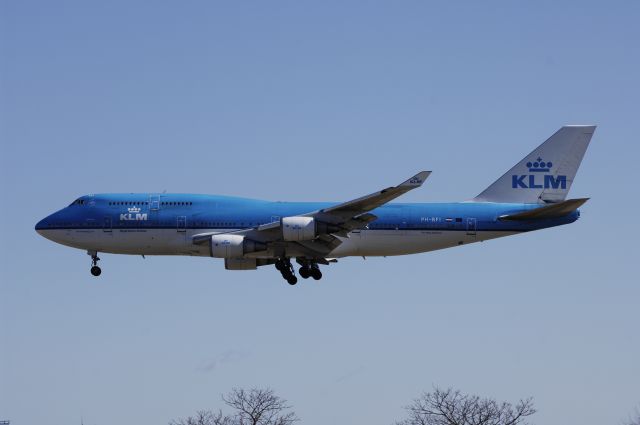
<box><xmin>499</xmin><ymin>198</ymin><xmax>589</xmax><ymax>221</ymax></box>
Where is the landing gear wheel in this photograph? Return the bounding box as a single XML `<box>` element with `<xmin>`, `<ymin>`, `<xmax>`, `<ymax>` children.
<box><xmin>88</xmin><ymin>251</ymin><xmax>102</xmax><ymax>277</ymax></box>
<box><xmin>311</xmin><ymin>268</ymin><xmax>322</xmax><ymax>280</ymax></box>
<box><xmin>276</xmin><ymin>258</ymin><xmax>298</xmax><ymax>285</ymax></box>
<box><xmin>299</xmin><ymin>267</ymin><xmax>311</xmax><ymax>279</ymax></box>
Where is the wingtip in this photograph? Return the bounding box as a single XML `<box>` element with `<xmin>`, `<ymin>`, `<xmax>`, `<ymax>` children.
<box><xmin>400</xmin><ymin>171</ymin><xmax>432</xmax><ymax>187</ymax></box>
<box><xmin>575</xmin><ymin>197</ymin><xmax>590</xmax><ymax>205</ymax></box>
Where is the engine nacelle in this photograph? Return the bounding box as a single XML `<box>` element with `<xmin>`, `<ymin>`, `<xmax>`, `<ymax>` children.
<box><xmin>225</xmin><ymin>258</ymin><xmax>257</xmax><ymax>270</ymax></box>
<box><xmin>281</xmin><ymin>216</ymin><xmax>342</xmax><ymax>241</ymax></box>
<box><xmin>209</xmin><ymin>234</ymin><xmax>266</xmax><ymax>258</ymax></box>
<box><xmin>282</xmin><ymin>216</ymin><xmax>317</xmax><ymax>241</ymax></box>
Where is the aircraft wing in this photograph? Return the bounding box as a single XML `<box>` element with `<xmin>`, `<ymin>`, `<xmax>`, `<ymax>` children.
<box><xmin>193</xmin><ymin>171</ymin><xmax>431</xmax><ymax>259</ymax></box>
<box><xmin>304</xmin><ymin>171</ymin><xmax>431</xmax><ymax>225</ymax></box>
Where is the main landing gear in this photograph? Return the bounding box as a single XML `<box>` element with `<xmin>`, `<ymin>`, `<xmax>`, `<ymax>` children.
<box><xmin>298</xmin><ymin>262</ymin><xmax>322</xmax><ymax>281</ymax></box>
<box><xmin>88</xmin><ymin>251</ymin><xmax>101</xmax><ymax>277</ymax></box>
<box><xmin>275</xmin><ymin>258</ymin><xmax>297</xmax><ymax>285</ymax></box>
<box><xmin>275</xmin><ymin>258</ymin><xmax>324</xmax><ymax>285</ymax></box>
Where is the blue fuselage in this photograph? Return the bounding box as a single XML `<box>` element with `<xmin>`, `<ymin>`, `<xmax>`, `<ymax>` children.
<box><xmin>36</xmin><ymin>193</ymin><xmax>578</xmax><ymax>234</ymax></box>
<box><xmin>35</xmin><ymin>193</ymin><xmax>579</xmax><ymax>260</ymax></box>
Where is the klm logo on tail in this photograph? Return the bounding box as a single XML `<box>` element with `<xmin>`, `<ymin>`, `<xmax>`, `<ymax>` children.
<box><xmin>512</xmin><ymin>157</ymin><xmax>567</xmax><ymax>189</ymax></box>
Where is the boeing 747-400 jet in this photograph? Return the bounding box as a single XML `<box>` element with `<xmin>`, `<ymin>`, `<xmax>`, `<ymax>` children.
<box><xmin>36</xmin><ymin>125</ymin><xmax>595</xmax><ymax>285</ymax></box>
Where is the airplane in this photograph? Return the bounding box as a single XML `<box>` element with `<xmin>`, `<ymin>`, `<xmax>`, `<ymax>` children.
<box><xmin>35</xmin><ymin>125</ymin><xmax>595</xmax><ymax>285</ymax></box>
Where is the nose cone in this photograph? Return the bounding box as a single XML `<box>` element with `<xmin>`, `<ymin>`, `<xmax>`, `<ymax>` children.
<box><xmin>35</xmin><ymin>210</ymin><xmax>72</xmax><ymax>246</ymax></box>
<box><xmin>35</xmin><ymin>216</ymin><xmax>49</xmax><ymax>235</ymax></box>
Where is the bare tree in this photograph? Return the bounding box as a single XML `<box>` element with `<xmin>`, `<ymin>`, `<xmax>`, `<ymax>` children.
<box><xmin>170</xmin><ymin>409</ymin><xmax>233</xmax><ymax>425</ymax></box>
<box><xmin>169</xmin><ymin>410</ymin><xmax>233</xmax><ymax>425</ymax></box>
<box><xmin>222</xmin><ymin>387</ymin><xmax>298</xmax><ymax>425</ymax></box>
<box><xmin>170</xmin><ymin>388</ymin><xmax>298</xmax><ymax>425</ymax></box>
<box><xmin>396</xmin><ymin>387</ymin><xmax>536</xmax><ymax>425</ymax></box>
<box><xmin>625</xmin><ymin>405</ymin><xmax>640</xmax><ymax>425</ymax></box>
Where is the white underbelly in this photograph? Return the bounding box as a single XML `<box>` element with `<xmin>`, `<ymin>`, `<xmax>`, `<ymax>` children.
<box><xmin>329</xmin><ymin>229</ymin><xmax>518</xmax><ymax>257</ymax></box>
<box><xmin>37</xmin><ymin>228</ymin><xmax>219</xmax><ymax>256</ymax></box>
<box><xmin>38</xmin><ymin>228</ymin><xmax>518</xmax><ymax>258</ymax></box>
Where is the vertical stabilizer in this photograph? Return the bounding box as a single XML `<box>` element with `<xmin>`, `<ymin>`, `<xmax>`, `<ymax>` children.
<box><xmin>473</xmin><ymin>125</ymin><xmax>596</xmax><ymax>204</ymax></box>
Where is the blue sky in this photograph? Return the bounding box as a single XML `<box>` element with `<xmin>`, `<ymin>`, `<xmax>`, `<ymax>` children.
<box><xmin>1</xmin><ymin>1</ymin><xmax>639</xmax><ymax>424</ymax></box>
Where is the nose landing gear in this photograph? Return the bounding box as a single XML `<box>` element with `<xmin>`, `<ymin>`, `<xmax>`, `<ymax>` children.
<box><xmin>88</xmin><ymin>251</ymin><xmax>101</xmax><ymax>276</ymax></box>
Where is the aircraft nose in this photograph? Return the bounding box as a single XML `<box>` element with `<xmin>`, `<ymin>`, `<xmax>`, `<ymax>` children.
<box><xmin>35</xmin><ymin>215</ymin><xmax>51</xmax><ymax>234</ymax></box>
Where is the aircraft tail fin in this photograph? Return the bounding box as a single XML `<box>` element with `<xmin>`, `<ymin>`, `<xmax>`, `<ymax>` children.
<box><xmin>473</xmin><ymin>125</ymin><xmax>596</xmax><ymax>204</ymax></box>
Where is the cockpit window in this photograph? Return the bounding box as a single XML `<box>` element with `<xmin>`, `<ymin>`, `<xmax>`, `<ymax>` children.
<box><xmin>69</xmin><ymin>198</ymin><xmax>85</xmax><ymax>206</ymax></box>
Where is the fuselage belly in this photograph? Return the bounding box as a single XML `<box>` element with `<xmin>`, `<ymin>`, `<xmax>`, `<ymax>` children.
<box><xmin>37</xmin><ymin>227</ymin><xmax>512</xmax><ymax>257</ymax></box>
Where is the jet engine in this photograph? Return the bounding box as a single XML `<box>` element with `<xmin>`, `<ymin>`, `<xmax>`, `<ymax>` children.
<box><xmin>209</xmin><ymin>234</ymin><xmax>266</xmax><ymax>258</ymax></box>
<box><xmin>282</xmin><ymin>216</ymin><xmax>316</xmax><ymax>241</ymax></box>
<box><xmin>281</xmin><ymin>216</ymin><xmax>341</xmax><ymax>241</ymax></box>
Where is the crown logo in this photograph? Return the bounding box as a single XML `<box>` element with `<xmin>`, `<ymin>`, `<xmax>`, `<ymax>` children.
<box><xmin>526</xmin><ymin>157</ymin><xmax>552</xmax><ymax>172</ymax></box>
<box><xmin>128</xmin><ymin>206</ymin><xmax>141</xmax><ymax>213</ymax></box>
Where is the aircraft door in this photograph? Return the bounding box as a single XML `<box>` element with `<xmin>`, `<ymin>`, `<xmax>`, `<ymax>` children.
<box><xmin>177</xmin><ymin>216</ymin><xmax>187</xmax><ymax>232</ymax></box>
<box><xmin>149</xmin><ymin>195</ymin><xmax>160</xmax><ymax>211</ymax></box>
<box><xmin>466</xmin><ymin>217</ymin><xmax>477</xmax><ymax>236</ymax></box>
<box><xmin>148</xmin><ymin>195</ymin><xmax>160</xmax><ymax>226</ymax></box>
<box><xmin>103</xmin><ymin>216</ymin><xmax>112</xmax><ymax>232</ymax></box>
